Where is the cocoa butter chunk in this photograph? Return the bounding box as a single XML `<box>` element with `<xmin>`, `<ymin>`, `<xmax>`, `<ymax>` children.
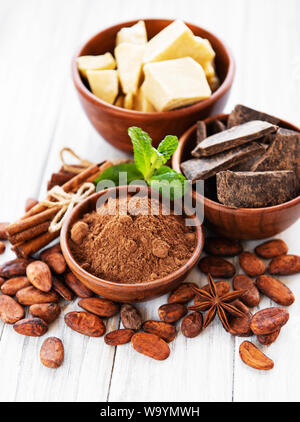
<box><xmin>181</xmin><ymin>143</ymin><xmax>265</xmax><ymax>181</ymax></box>
<box><xmin>250</xmin><ymin>127</ymin><xmax>300</xmax><ymax>179</ymax></box>
<box><xmin>217</xmin><ymin>170</ymin><xmax>298</xmax><ymax>208</ymax></box>
<box><xmin>191</xmin><ymin>120</ymin><xmax>277</xmax><ymax>158</ymax></box>
<box><xmin>227</xmin><ymin>104</ymin><xmax>280</xmax><ymax>128</ymax></box>
<box><xmin>196</xmin><ymin>120</ymin><xmax>207</xmax><ymax>144</ymax></box>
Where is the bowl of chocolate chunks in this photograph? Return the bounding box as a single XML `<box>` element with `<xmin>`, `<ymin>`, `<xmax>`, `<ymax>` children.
<box><xmin>172</xmin><ymin>104</ymin><xmax>300</xmax><ymax>240</ymax></box>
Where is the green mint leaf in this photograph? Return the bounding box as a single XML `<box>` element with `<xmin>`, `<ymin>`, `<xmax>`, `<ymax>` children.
<box><xmin>150</xmin><ymin>166</ymin><xmax>189</xmax><ymax>199</ymax></box>
<box><xmin>149</xmin><ymin>135</ymin><xmax>179</xmax><ymax>176</ymax></box>
<box><xmin>128</xmin><ymin>127</ymin><xmax>153</xmax><ymax>179</ymax></box>
<box><xmin>157</xmin><ymin>135</ymin><xmax>179</xmax><ymax>161</ymax></box>
<box><xmin>94</xmin><ymin>163</ymin><xmax>144</xmax><ymax>186</ymax></box>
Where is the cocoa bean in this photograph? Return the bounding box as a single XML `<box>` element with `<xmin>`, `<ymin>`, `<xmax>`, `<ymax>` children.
<box><xmin>239</xmin><ymin>341</ymin><xmax>274</xmax><ymax>370</ymax></box>
<box><xmin>64</xmin><ymin>311</ymin><xmax>106</xmax><ymax>337</ymax></box>
<box><xmin>257</xmin><ymin>329</ymin><xmax>281</xmax><ymax>346</ymax></box>
<box><xmin>181</xmin><ymin>312</ymin><xmax>203</xmax><ymax>338</ymax></box>
<box><xmin>104</xmin><ymin>329</ymin><xmax>134</xmax><ymax>346</ymax></box>
<box><xmin>142</xmin><ymin>320</ymin><xmax>177</xmax><ymax>342</ymax></box>
<box><xmin>131</xmin><ymin>332</ymin><xmax>170</xmax><ymax>360</ymax></box>
<box><xmin>198</xmin><ymin>256</ymin><xmax>236</xmax><ymax>278</ymax></box>
<box><xmin>30</xmin><ymin>303</ymin><xmax>61</xmax><ymax>324</ymax></box>
<box><xmin>158</xmin><ymin>303</ymin><xmax>187</xmax><ymax>323</ymax></box>
<box><xmin>233</xmin><ymin>274</ymin><xmax>260</xmax><ymax>307</ymax></box>
<box><xmin>250</xmin><ymin>307</ymin><xmax>289</xmax><ymax>335</ymax></box>
<box><xmin>168</xmin><ymin>283</ymin><xmax>197</xmax><ymax>304</ymax></box>
<box><xmin>78</xmin><ymin>297</ymin><xmax>120</xmax><ymax>317</ymax></box>
<box><xmin>26</xmin><ymin>261</ymin><xmax>52</xmax><ymax>292</ymax></box>
<box><xmin>13</xmin><ymin>317</ymin><xmax>48</xmax><ymax>336</ymax></box>
<box><xmin>204</xmin><ymin>237</ymin><xmax>243</xmax><ymax>256</ymax></box>
<box><xmin>1</xmin><ymin>276</ymin><xmax>30</xmax><ymax>296</ymax></box>
<box><xmin>40</xmin><ymin>243</ymin><xmax>61</xmax><ymax>258</ymax></box>
<box><xmin>0</xmin><ymin>241</ymin><xmax>5</xmax><ymax>254</ymax></box>
<box><xmin>0</xmin><ymin>258</ymin><xmax>31</xmax><ymax>278</ymax></box>
<box><xmin>239</xmin><ymin>252</ymin><xmax>266</xmax><ymax>277</ymax></box>
<box><xmin>64</xmin><ymin>272</ymin><xmax>93</xmax><ymax>298</ymax></box>
<box><xmin>16</xmin><ymin>286</ymin><xmax>60</xmax><ymax>305</ymax></box>
<box><xmin>41</xmin><ymin>252</ymin><xmax>66</xmax><ymax>275</ymax></box>
<box><xmin>0</xmin><ymin>295</ymin><xmax>24</xmax><ymax>324</ymax></box>
<box><xmin>120</xmin><ymin>304</ymin><xmax>142</xmax><ymax>330</ymax></box>
<box><xmin>256</xmin><ymin>275</ymin><xmax>294</xmax><ymax>306</ymax></box>
<box><xmin>255</xmin><ymin>239</ymin><xmax>288</xmax><ymax>259</ymax></box>
<box><xmin>52</xmin><ymin>276</ymin><xmax>74</xmax><ymax>301</ymax></box>
<box><xmin>268</xmin><ymin>255</ymin><xmax>300</xmax><ymax>275</ymax></box>
<box><xmin>40</xmin><ymin>337</ymin><xmax>64</xmax><ymax>369</ymax></box>
<box><xmin>228</xmin><ymin>300</ymin><xmax>252</xmax><ymax>337</ymax></box>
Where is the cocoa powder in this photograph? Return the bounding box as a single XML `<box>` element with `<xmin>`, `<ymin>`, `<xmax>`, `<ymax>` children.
<box><xmin>70</xmin><ymin>197</ymin><xmax>196</xmax><ymax>283</ymax></box>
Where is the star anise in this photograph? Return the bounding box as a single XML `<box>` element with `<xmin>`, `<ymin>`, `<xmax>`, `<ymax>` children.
<box><xmin>188</xmin><ymin>274</ymin><xmax>246</xmax><ymax>331</ymax></box>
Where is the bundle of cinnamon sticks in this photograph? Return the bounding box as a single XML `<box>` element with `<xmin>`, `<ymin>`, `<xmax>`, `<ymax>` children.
<box><xmin>7</xmin><ymin>161</ymin><xmax>112</xmax><ymax>258</ymax></box>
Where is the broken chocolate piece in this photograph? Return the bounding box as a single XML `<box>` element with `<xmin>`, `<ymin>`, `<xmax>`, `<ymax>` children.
<box><xmin>250</xmin><ymin>127</ymin><xmax>300</xmax><ymax>179</ymax></box>
<box><xmin>217</xmin><ymin>170</ymin><xmax>298</xmax><ymax>208</ymax></box>
<box><xmin>232</xmin><ymin>157</ymin><xmax>260</xmax><ymax>172</ymax></box>
<box><xmin>227</xmin><ymin>104</ymin><xmax>280</xmax><ymax>128</ymax></box>
<box><xmin>196</xmin><ymin>121</ymin><xmax>207</xmax><ymax>144</ymax></box>
<box><xmin>192</xmin><ymin>120</ymin><xmax>277</xmax><ymax>158</ymax></box>
<box><xmin>181</xmin><ymin>143</ymin><xmax>265</xmax><ymax>182</ymax></box>
<box><xmin>231</xmin><ymin>142</ymin><xmax>268</xmax><ymax>171</ymax></box>
<box><xmin>210</xmin><ymin>119</ymin><xmax>226</xmax><ymax>134</ymax></box>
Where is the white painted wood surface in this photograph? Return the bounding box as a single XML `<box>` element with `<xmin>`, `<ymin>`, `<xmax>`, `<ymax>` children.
<box><xmin>0</xmin><ymin>0</ymin><xmax>299</xmax><ymax>402</ymax></box>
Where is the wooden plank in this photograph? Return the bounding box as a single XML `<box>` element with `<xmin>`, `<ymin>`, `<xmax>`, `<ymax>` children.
<box><xmin>0</xmin><ymin>0</ymin><xmax>299</xmax><ymax>403</ymax></box>
<box><xmin>109</xmin><ymin>271</ymin><xmax>234</xmax><ymax>402</ymax></box>
<box><xmin>6</xmin><ymin>0</ymin><xmax>130</xmax><ymax>402</ymax></box>
<box><xmin>233</xmin><ymin>223</ymin><xmax>300</xmax><ymax>402</ymax></box>
<box><xmin>231</xmin><ymin>0</ymin><xmax>300</xmax><ymax>401</ymax></box>
<box><xmin>0</xmin><ymin>0</ymin><xmax>122</xmax><ymax>402</ymax></box>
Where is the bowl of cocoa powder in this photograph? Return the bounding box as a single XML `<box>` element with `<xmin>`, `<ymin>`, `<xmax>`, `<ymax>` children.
<box><xmin>60</xmin><ymin>185</ymin><xmax>204</xmax><ymax>302</ymax></box>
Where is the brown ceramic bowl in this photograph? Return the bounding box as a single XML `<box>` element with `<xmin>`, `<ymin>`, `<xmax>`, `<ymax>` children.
<box><xmin>72</xmin><ymin>18</ymin><xmax>235</xmax><ymax>153</ymax></box>
<box><xmin>60</xmin><ymin>185</ymin><xmax>204</xmax><ymax>303</ymax></box>
<box><xmin>172</xmin><ymin>113</ymin><xmax>300</xmax><ymax>240</ymax></box>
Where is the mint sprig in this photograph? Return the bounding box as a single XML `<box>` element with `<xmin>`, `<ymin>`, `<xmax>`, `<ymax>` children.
<box><xmin>94</xmin><ymin>127</ymin><xmax>188</xmax><ymax>199</ymax></box>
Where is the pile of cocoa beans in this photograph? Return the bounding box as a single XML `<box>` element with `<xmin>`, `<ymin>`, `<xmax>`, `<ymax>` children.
<box><xmin>0</xmin><ymin>216</ymin><xmax>299</xmax><ymax>370</ymax></box>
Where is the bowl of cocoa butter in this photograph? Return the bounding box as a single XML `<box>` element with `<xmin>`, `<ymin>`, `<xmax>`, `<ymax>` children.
<box><xmin>60</xmin><ymin>185</ymin><xmax>204</xmax><ymax>302</ymax></box>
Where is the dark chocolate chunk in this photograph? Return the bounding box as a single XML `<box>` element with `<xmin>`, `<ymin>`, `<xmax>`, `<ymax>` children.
<box><xmin>181</xmin><ymin>143</ymin><xmax>265</xmax><ymax>181</ymax></box>
<box><xmin>217</xmin><ymin>170</ymin><xmax>298</xmax><ymax>208</ymax></box>
<box><xmin>196</xmin><ymin>121</ymin><xmax>207</xmax><ymax>144</ymax></box>
<box><xmin>232</xmin><ymin>157</ymin><xmax>260</xmax><ymax>172</ymax></box>
<box><xmin>231</xmin><ymin>142</ymin><xmax>268</xmax><ymax>171</ymax></box>
<box><xmin>227</xmin><ymin>104</ymin><xmax>280</xmax><ymax>128</ymax></box>
<box><xmin>192</xmin><ymin>120</ymin><xmax>277</xmax><ymax>158</ymax></box>
<box><xmin>210</xmin><ymin>119</ymin><xmax>226</xmax><ymax>134</ymax></box>
<box><xmin>250</xmin><ymin>127</ymin><xmax>300</xmax><ymax>179</ymax></box>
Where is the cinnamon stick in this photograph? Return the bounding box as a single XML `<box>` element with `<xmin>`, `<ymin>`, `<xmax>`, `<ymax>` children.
<box><xmin>9</xmin><ymin>221</ymin><xmax>50</xmax><ymax>245</ymax></box>
<box><xmin>22</xmin><ymin>163</ymin><xmax>102</xmax><ymax>219</ymax></box>
<box><xmin>13</xmin><ymin>231</ymin><xmax>60</xmax><ymax>258</ymax></box>
<box><xmin>7</xmin><ymin>207</ymin><xmax>60</xmax><ymax>236</ymax></box>
<box><xmin>9</xmin><ymin>161</ymin><xmax>112</xmax><ymax>258</ymax></box>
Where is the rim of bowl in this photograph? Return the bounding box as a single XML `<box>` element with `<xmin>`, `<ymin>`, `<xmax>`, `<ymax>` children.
<box><xmin>60</xmin><ymin>185</ymin><xmax>204</xmax><ymax>289</ymax></box>
<box><xmin>172</xmin><ymin>113</ymin><xmax>300</xmax><ymax>213</ymax></box>
<box><xmin>72</xmin><ymin>18</ymin><xmax>235</xmax><ymax>117</ymax></box>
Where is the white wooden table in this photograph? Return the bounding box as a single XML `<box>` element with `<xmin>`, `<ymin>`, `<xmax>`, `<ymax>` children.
<box><xmin>0</xmin><ymin>0</ymin><xmax>300</xmax><ymax>402</ymax></box>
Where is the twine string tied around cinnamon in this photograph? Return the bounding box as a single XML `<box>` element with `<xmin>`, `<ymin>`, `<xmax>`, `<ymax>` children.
<box><xmin>41</xmin><ymin>182</ymin><xmax>95</xmax><ymax>233</ymax></box>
